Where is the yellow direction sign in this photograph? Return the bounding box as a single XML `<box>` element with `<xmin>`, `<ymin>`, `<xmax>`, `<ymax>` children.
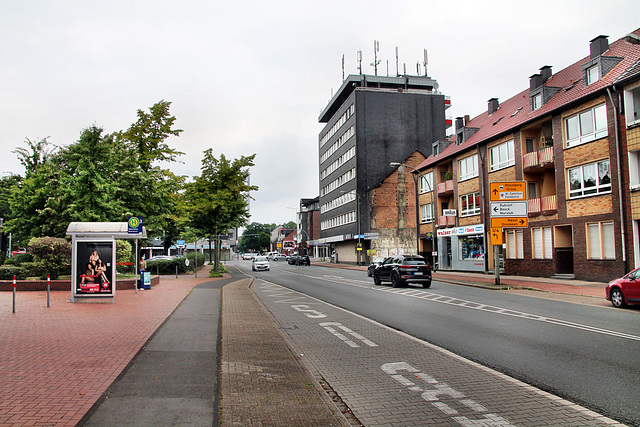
<box><xmin>490</xmin><ymin>227</ymin><xmax>503</xmax><ymax>245</ymax></box>
<box><xmin>490</xmin><ymin>182</ymin><xmax>526</xmax><ymax>201</ymax></box>
<box><xmin>491</xmin><ymin>217</ymin><xmax>528</xmax><ymax>228</ymax></box>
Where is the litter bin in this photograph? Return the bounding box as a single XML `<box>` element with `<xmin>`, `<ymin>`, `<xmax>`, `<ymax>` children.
<box><xmin>140</xmin><ymin>271</ymin><xmax>151</xmax><ymax>290</ymax></box>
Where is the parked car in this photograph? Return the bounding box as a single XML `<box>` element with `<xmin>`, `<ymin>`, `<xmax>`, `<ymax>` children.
<box><xmin>287</xmin><ymin>255</ymin><xmax>299</xmax><ymax>265</ymax></box>
<box><xmin>252</xmin><ymin>256</ymin><xmax>270</xmax><ymax>271</ymax></box>
<box><xmin>295</xmin><ymin>255</ymin><xmax>310</xmax><ymax>266</ymax></box>
<box><xmin>373</xmin><ymin>255</ymin><xmax>432</xmax><ymax>288</ymax></box>
<box><xmin>606</xmin><ymin>268</ymin><xmax>640</xmax><ymax>307</ymax></box>
<box><xmin>272</xmin><ymin>253</ymin><xmax>287</xmax><ymax>261</ymax></box>
<box><xmin>242</xmin><ymin>253</ymin><xmax>257</xmax><ymax>260</ymax></box>
<box><xmin>146</xmin><ymin>255</ymin><xmax>175</xmax><ymax>262</ymax></box>
<box><xmin>367</xmin><ymin>257</ymin><xmax>385</xmax><ymax>277</ymax></box>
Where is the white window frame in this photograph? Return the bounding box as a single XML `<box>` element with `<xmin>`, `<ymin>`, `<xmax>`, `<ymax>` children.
<box><xmin>506</xmin><ymin>230</ymin><xmax>524</xmax><ymax>259</ymax></box>
<box><xmin>532</xmin><ymin>227</ymin><xmax>553</xmax><ymax>259</ymax></box>
<box><xmin>565</xmin><ymin>104</ymin><xmax>608</xmax><ymax>148</ymax></box>
<box><xmin>586</xmin><ymin>65</ymin><xmax>600</xmax><ymax>85</ymax></box>
<box><xmin>460</xmin><ymin>192</ymin><xmax>480</xmax><ymax>217</ymax></box>
<box><xmin>490</xmin><ymin>140</ymin><xmax>515</xmax><ymax>171</ymax></box>
<box><xmin>587</xmin><ymin>221</ymin><xmax>615</xmax><ymax>260</ymax></box>
<box><xmin>568</xmin><ymin>160</ymin><xmax>611</xmax><ymax>199</ymax></box>
<box><xmin>458</xmin><ymin>154</ymin><xmax>478</xmax><ymax>181</ymax></box>
<box><xmin>532</xmin><ymin>93</ymin><xmax>542</xmax><ymax>111</ymax></box>
<box><xmin>420</xmin><ymin>204</ymin><xmax>433</xmax><ymax>223</ymax></box>
<box><xmin>623</xmin><ymin>84</ymin><xmax>640</xmax><ymax>128</ymax></box>
<box><xmin>420</xmin><ymin>172</ymin><xmax>433</xmax><ymax>194</ymax></box>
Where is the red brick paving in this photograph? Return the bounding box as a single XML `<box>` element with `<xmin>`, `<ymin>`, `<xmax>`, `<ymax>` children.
<box><xmin>0</xmin><ymin>269</ymin><xmax>213</xmax><ymax>426</ymax></box>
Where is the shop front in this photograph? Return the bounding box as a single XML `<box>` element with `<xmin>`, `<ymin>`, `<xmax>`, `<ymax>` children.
<box><xmin>436</xmin><ymin>224</ymin><xmax>486</xmax><ymax>272</ymax></box>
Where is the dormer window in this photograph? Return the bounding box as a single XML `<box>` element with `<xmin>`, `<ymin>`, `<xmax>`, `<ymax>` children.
<box><xmin>532</xmin><ymin>93</ymin><xmax>543</xmax><ymax>110</ymax></box>
<box><xmin>586</xmin><ymin>64</ymin><xmax>600</xmax><ymax>85</ymax></box>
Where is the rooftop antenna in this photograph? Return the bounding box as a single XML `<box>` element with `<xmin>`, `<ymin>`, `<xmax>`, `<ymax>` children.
<box><xmin>357</xmin><ymin>50</ymin><xmax>362</xmax><ymax>75</ymax></box>
<box><xmin>403</xmin><ymin>63</ymin><xmax>406</xmax><ymax>75</ymax></box>
<box><xmin>416</xmin><ymin>61</ymin><xmax>421</xmax><ymax>75</ymax></box>
<box><xmin>386</xmin><ymin>60</ymin><xmax>389</xmax><ymax>76</ymax></box>
<box><xmin>395</xmin><ymin>47</ymin><xmax>399</xmax><ymax>76</ymax></box>
<box><xmin>371</xmin><ymin>40</ymin><xmax>381</xmax><ymax>75</ymax></box>
<box><xmin>423</xmin><ymin>49</ymin><xmax>428</xmax><ymax>76</ymax></box>
<box><xmin>342</xmin><ymin>54</ymin><xmax>345</xmax><ymax>81</ymax></box>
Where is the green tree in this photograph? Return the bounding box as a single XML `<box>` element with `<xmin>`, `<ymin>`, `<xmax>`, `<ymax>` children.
<box><xmin>186</xmin><ymin>149</ymin><xmax>257</xmax><ymax>271</ymax></box>
<box><xmin>238</xmin><ymin>222</ymin><xmax>274</xmax><ymax>253</ymax></box>
<box><xmin>12</xmin><ymin>137</ymin><xmax>56</xmax><ymax>177</ymax></box>
<box><xmin>117</xmin><ymin>100</ymin><xmax>184</xmax><ymax>171</ymax></box>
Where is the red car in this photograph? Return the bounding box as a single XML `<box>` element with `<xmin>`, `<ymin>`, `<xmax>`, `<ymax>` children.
<box><xmin>606</xmin><ymin>268</ymin><xmax>640</xmax><ymax>308</ymax></box>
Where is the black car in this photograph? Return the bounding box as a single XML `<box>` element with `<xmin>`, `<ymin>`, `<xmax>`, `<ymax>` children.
<box><xmin>288</xmin><ymin>255</ymin><xmax>310</xmax><ymax>266</ymax></box>
<box><xmin>373</xmin><ymin>255</ymin><xmax>431</xmax><ymax>288</ymax></box>
<box><xmin>367</xmin><ymin>257</ymin><xmax>385</xmax><ymax>277</ymax></box>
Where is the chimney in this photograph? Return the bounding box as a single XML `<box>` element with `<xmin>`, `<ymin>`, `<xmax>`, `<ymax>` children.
<box><xmin>530</xmin><ymin>73</ymin><xmax>543</xmax><ymax>90</ymax></box>
<box><xmin>455</xmin><ymin>117</ymin><xmax>464</xmax><ymax>132</ymax></box>
<box><xmin>464</xmin><ymin>115</ymin><xmax>470</xmax><ymax>125</ymax></box>
<box><xmin>540</xmin><ymin>65</ymin><xmax>552</xmax><ymax>83</ymax></box>
<box><xmin>590</xmin><ymin>35</ymin><xmax>609</xmax><ymax>59</ymax></box>
<box><xmin>488</xmin><ymin>98</ymin><xmax>499</xmax><ymax>115</ymax></box>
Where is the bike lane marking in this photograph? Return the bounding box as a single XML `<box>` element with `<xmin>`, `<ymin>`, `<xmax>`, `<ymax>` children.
<box><xmin>254</xmin><ymin>280</ymin><xmax>621</xmax><ymax>427</ymax></box>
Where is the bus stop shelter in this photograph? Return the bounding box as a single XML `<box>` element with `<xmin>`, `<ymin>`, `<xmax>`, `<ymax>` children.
<box><xmin>66</xmin><ymin>222</ymin><xmax>147</xmax><ymax>302</ymax></box>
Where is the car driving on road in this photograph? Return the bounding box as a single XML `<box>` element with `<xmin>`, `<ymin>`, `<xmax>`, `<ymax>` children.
<box><xmin>252</xmin><ymin>256</ymin><xmax>270</xmax><ymax>271</ymax></box>
<box><xmin>373</xmin><ymin>255</ymin><xmax>431</xmax><ymax>288</ymax></box>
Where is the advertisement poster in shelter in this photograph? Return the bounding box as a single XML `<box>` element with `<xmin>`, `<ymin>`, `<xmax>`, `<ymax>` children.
<box><xmin>74</xmin><ymin>241</ymin><xmax>114</xmax><ymax>296</ymax></box>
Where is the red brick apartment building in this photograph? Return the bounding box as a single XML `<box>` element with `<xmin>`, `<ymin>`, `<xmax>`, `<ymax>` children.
<box><xmin>411</xmin><ymin>29</ymin><xmax>640</xmax><ymax>282</ymax></box>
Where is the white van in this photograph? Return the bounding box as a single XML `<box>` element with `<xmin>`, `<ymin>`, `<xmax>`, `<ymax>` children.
<box><xmin>266</xmin><ymin>252</ymin><xmax>279</xmax><ymax>259</ymax></box>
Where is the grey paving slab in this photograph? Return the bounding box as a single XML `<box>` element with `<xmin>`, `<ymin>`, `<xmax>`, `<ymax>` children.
<box><xmin>253</xmin><ymin>280</ymin><xmax>624</xmax><ymax>427</ymax></box>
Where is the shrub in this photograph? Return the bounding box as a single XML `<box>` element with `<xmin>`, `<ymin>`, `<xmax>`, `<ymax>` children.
<box><xmin>147</xmin><ymin>258</ymin><xmax>188</xmax><ymax>275</ymax></box>
<box><xmin>116</xmin><ymin>240</ymin><xmax>134</xmax><ymax>274</ymax></box>
<box><xmin>28</xmin><ymin>237</ymin><xmax>71</xmax><ymax>280</ymax></box>
<box><xmin>13</xmin><ymin>253</ymin><xmax>33</xmax><ymax>265</ymax></box>
<box><xmin>208</xmin><ymin>263</ymin><xmax>228</xmax><ymax>278</ymax></box>
<box><xmin>0</xmin><ymin>266</ymin><xmax>27</xmax><ymax>280</ymax></box>
<box><xmin>4</xmin><ymin>258</ymin><xmax>16</xmax><ymax>266</ymax></box>
<box><xmin>20</xmin><ymin>261</ymin><xmax>47</xmax><ymax>279</ymax></box>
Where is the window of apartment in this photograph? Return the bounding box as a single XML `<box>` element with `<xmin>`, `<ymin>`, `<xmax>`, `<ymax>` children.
<box><xmin>532</xmin><ymin>227</ymin><xmax>553</xmax><ymax>259</ymax></box>
<box><xmin>587</xmin><ymin>222</ymin><xmax>615</xmax><ymax>259</ymax></box>
<box><xmin>568</xmin><ymin>160</ymin><xmax>611</xmax><ymax>198</ymax></box>
<box><xmin>565</xmin><ymin>104</ymin><xmax>607</xmax><ymax>148</ymax></box>
<box><xmin>458</xmin><ymin>154</ymin><xmax>478</xmax><ymax>181</ymax></box>
<box><xmin>532</xmin><ymin>93</ymin><xmax>543</xmax><ymax>111</ymax></box>
<box><xmin>629</xmin><ymin>150</ymin><xmax>640</xmax><ymax>190</ymax></box>
<box><xmin>420</xmin><ymin>172</ymin><xmax>434</xmax><ymax>193</ymax></box>
<box><xmin>420</xmin><ymin>204</ymin><xmax>433</xmax><ymax>223</ymax></box>
<box><xmin>490</xmin><ymin>140</ymin><xmax>515</xmax><ymax>171</ymax></box>
<box><xmin>586</xmin><ymin>65</ymin><xmax>600</xmax><ymax>85</ymax></box>
<box><xmin>506</xmin><ymin>230</ymin><xmax>524</xmax><ymax>259</ymax></box>
<box><xmin>460</xmin><ymin>192</ymin><xmax>480</xmax><ymax>217</ymax></box>
<box><xmin>623</xmin><ymin>85</ymin><xmax>640</xmax><ymax>128</ymax></box>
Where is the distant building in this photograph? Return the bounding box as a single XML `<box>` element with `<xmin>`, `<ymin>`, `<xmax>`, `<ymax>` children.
<box><xmin>317</xmin><ymin>73</ymin><xmax>450</xmax><ymax>263</ymax></box>
<box><xmin>298</xmin><ymin>197</ymin><xmax>320</xmax><ymax>257</ymax></box>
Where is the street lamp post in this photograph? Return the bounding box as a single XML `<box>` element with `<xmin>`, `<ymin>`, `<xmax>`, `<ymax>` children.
<box><xmin>390</xmin><ymin>162</ymin><xmax>437</xmax><ymax>266</ymax></box>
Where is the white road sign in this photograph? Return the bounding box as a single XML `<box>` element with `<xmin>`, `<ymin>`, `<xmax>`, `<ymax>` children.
<box><xmin>490</xmin><ymin>201</ymin><xmax>528</xmax><ymax>217</ymax></box>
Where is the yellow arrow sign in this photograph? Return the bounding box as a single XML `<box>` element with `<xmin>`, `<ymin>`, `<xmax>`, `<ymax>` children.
<box><xmin>490</xmin><ymin>227</ymin><xmax>503</xmax><ymax>245</ymax></box>
<box><xmin>491</xmin><ymin>217</ymin><xmax>528</xmax><ymax>228</ymax></box>
<box><xmin>489</xmin><ymin>182</ymin><xmax>526</xmax><ymax>201</ymax></box>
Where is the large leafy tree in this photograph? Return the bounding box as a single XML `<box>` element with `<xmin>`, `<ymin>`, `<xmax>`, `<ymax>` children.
<box><xmin>238</xmin><ymin>222</ymin><xmax>275</xmax><ymax>253</ymax></box>
<box><xmin>186</xmin><ymin>149</ymin><xmax>257</xmax><ymax>271</ymax></box>
<box><xmin>12</xmin><ymin>137</ymin><xmax>56</xmax><ymax>177</ymax></box>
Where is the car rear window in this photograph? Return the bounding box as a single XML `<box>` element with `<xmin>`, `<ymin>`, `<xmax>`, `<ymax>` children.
<box><xmin>403</xmin><ymin>258</ymin><xmax>426</xmax><ymax>265</ymax></box>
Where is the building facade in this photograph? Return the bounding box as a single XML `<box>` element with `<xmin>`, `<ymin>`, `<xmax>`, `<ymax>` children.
<box><xmin>317</xmin><ymin>73</ymin><xmax>449</xmax><ymax>263</ymax></box>
<box><xmin>415</xmin><ymin>30</ymin><xmax>640</xmax><ymax>282</ymax></box>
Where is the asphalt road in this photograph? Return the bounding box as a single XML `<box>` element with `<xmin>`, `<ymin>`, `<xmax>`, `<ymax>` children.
<box><xmin>236</xmin><ymin>260</ymin><xmax>640</xmax><ymax>426</ymax></box>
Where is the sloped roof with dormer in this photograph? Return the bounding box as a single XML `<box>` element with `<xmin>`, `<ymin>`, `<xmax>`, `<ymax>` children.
<box><xmin>416</xmin><ymin>28</ymin><xmax>640</xmax><ymax>170</ymax></box>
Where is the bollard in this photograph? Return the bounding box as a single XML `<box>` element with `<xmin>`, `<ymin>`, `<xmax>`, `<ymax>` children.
<box><xmin>12</xmin><ymin>276</ymin><xmax>16</xmax><ymax>313</ymax></box>
<box><xmin>47</xmin><ymin>274</ymin><xmax>50</xmax><ymax>308</ymax></box>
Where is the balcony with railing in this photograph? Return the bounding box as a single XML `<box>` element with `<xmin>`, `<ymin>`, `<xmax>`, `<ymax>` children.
<box><xmin>527</xmin><ymin>194</ymin><xmax>557</xmax><ymax>217</ymax></box>
<box><xmin>437</xmin><ymin>179</ymin><xmax>454</xmax><ymax>196</ymax></box>
<box><xmin>437</xmin><ymin>216</ymin><xmax>456</xmax><ymax>227</ymax></box>
<box><xmin>523</xmin><ymin>146</ymin><xmax>554</xmax><ymax>173</ymax></box>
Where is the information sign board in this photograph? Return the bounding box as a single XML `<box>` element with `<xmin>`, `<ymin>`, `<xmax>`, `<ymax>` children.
<box><xmin>489</xmin><ymin>182</ymin><xmax>526</xmax><ymax>201</ymax></box>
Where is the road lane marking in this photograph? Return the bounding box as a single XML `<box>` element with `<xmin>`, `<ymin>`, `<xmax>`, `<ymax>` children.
<box><xmin>319</xmin><ymin>322</ymin><xmax>378</xmax><ymax>347</ymax></box>
<box><xmin>382</xmin><ymin>362</ymin><xmax>514</xmax><ymax>426</ymax></box>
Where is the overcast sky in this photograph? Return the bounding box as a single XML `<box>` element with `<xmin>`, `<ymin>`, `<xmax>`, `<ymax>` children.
<box><xmin>2</xmin><ymin>1</ymin><xmax>639</xmax><ymax>227</ymax></box>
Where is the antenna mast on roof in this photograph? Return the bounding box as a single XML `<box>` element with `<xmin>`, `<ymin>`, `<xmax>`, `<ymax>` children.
<box><xmin>371</xmin><ymin>40</ymin><xmax>381</xmax><ymax>75</ymax></box>
<box><xmin>423</xmin><ymin>49</ymin><xmax>428</xmax><ymax>76</ymax></box>
<box><xmin>357</xmin><ymin>50</ymin><xmax>362</xmax><ymax>75</ymax></box>
<box><xmin>342</xmin><ymin>54</ymin><xmax>345</xmax><ymax>81</ymax></box>
<box><xmin>395</xmin><ymin>47</ymin><xmax>399</xmax><ymax>76</ymax></box>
